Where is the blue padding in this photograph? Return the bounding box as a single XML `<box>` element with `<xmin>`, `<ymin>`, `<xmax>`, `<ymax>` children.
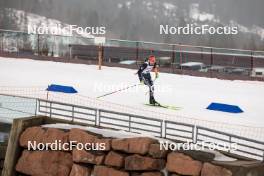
<box><xmin>46</xmin><ymin>84</ymin><xmax>78</xmax><ymax>94</ymax></box>
<box><xmin>207</xmin><ymin>103</ymin><xmax>243</xmax><ymax>113</ymax></box>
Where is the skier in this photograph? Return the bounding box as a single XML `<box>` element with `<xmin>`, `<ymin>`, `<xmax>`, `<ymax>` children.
<box><xmin>137</xmin><ymin>55</ymin><xmax>159</xmax><ymax>105</ymax></box>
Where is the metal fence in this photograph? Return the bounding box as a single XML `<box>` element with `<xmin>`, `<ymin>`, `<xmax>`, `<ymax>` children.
<box><xmin>37</xmin><ymin>98</ymin><xmax>264</xmax><ymax>161</ymax></box>
<box><xmin>38</xmin><ymin>99</ymin><xmax>97</xmax><ymax>125</ymax></box>
<box><xmin>0</xmin><ymin>94</ymin><xmax>37</xmax><ymax>123</ymax></box>
<box><xmin>196</xmin><ymin>126</ymin><xmax>264</xmax><ymax>160</ymax></box>
<box><xmin>0</xmin><ymin>93</ymin><xmax>264</xmax><ymax>160</ymax></box>
<box><xmin>1</xmin><ymin>29</ymin><xmax>264</xmax><ymax>81</ymax></box>
<box><xmin>99</xmin><ymin>109</ymin><xmax>163</xmax><ymax>137</ymax></box>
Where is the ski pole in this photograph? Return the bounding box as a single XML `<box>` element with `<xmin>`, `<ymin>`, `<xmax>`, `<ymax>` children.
<box><xmin>96</xmin><ymin>83</ymin><xmax>140</xmax><ymax>99</ymax></box>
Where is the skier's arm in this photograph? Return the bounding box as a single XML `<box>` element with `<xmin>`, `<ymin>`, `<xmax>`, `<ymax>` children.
<box><xmin>137</xmin><ymin>62</ymin><xmax>148</xmax><ymax>81</ymax></box>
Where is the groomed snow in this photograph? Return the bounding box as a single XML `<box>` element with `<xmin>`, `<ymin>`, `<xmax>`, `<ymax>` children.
<box><xmin>0</xmin><ymin>57</ymin><xmax>264</xmax><ymax>139</ymax></box>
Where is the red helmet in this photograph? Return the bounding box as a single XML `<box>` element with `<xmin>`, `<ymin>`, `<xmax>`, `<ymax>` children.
<box><xmin>149</xmin><ymin>55</ymin><xmax>156</xmax><ymax>64</ymax></box>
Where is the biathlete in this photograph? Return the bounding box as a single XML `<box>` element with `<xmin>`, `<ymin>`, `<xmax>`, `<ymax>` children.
<box><xmin>137</xmin><ymin>55</ymin><xmax>160</xmax><ymax>106</ymax></box>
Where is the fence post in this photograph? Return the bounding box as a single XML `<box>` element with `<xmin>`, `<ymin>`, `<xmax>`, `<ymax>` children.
<box><xmin>34</xmin><ymin>99</ymin><xmax>38</xmax><ymax>116</ymax></box>
<box><xmin>69</xmin><ymin>44</ymin><xmax>72</xmax><ymax>60</ymax></box>
<box><xmin>95</xmin><ymin>109</ymin><xmax>99</xmax><ymax>126</ymax></box>
<box><xmin>136</xmin><ymin>42</ymin><xmax>139</xmax><ymax>65</ymax></box>
<box><xmin>128</xmin><ymin>116</ymin><xmax>131</xmax><ymax>132</ymax></box>
<box><xmin>193</xmin><ymin>126</ymin><xmax>198</xmax><ymax>144</ymax></box>
<box><xmin>160</xmin><ymin>120</ymin><xmax>164</xmax><ymax>138</ymax></box>
<box><xmin>250</xmin><ymin>51</ymin><xmax>254</xmax><ymax>72</ymax></box>
<box><xmin>71</xmin><ymin>106</ymin><xmax>74</xmax><ymax>122</ymax></box>
<box><xmin>98</xmin><ymin>45</ymin><xmax>103</xmax><ymax>70</ymax></box>
<box><xmin>49</xmin><ymin>102</ymin><xmax>52</xmax><ymax>118</ymax></box>
<box><xmin>1</xmin><ymin>32</ymin><xmax>3</xmax><ymax>52</ymax></box>
<box><xmin>97</xmin><ymin>109</ymin><xmax>101</xmax><ymax>127</ymax></box>
<box><xmin>228</xmin><ymin>136</ymin><xmax>232</xmax><ymax>153</ymax></box>
<box><xmin>201</xmin><ymin>47</ymin><xmax>203</xmax><ymax>61</ymax></box>
<box><xmin>164</xmin><ymin>121</ymin><xmax>167</xmax><ymax>139</ymax></box>
<box><xmin>102</xmin><ymin>45</ymin><xmax>104</xmax><ymax>62</ymax></box>
<box><xmin>171</xmin><ymin>45</ymin><xmax>175</xmax><ymax>73</ymax></box>
<box><xmin>210</xmin><ymin>48</ymin><xmax>214</xmax><ymax>78</ymax></box>
<box><xmin>210</xmin><ymin>48</ymin><xmax>213</xmax><ymax>66</ymax></box>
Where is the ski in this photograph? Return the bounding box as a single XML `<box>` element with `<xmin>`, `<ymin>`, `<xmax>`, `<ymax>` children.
<box><xmin>144</xmin><ymin>103</ymin><xmax>182</xmax><ymax>110</ymax></box>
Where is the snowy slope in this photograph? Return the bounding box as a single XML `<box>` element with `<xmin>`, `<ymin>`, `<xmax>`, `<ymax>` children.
<box><xmin>6</xmin><ymin>8</ymin><xmax>94</xmax><ymax>39</ymax></box>
<box><xmin>0</xmin><ymin>57</ymin><xmax>264</xmax><ymax>129</ymax></box>
<box><xmin>116</xmin><ymin>0</ymin><xmax>264</xmax><ymax>40</ymax></box>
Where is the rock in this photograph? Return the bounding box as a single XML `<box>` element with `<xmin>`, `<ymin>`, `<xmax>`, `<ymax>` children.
<box><xmin>16</xmin><ymin>150</ymin><xmax>72</xmax><ymax>176</ymax></box>
<box><xmin>148</xmin><ymin>144</ymin><xmax>168</xmax><ymax>158</ymax></box>
<box><xmin>166</xmin><ymin>152</ymin><xmax>202</xmax><ymax>176</ymax></box>
<box><xmin>69</xmin><ymin>164</ymin><xmax>92</xmax><ymax>176</ymax></box>
<box><xmin>112</xmin><ymin>139</ymin><xmax>129</xmax><ymax>152</ymax></box>
<box><xmin>112</xmin><ymin>137</ymin><xmax>157</xmax><ymax>155</ymax></box>
<box><xmin>104</xmin><ymin>151</ymin><xmax>125</xmax><ymax>168</ymax></box>
<box><xmin>131</xmin><ymin>172</ymin><xmax>163</xmax><ymax>176</ymax></box>
<box><xmin>69</xmin><ymin>128</ymin><xmax>97</xmax><ymax>145</ymax></box>
<box><xmin>180</xmin><ymin>150</ymin><xmax>215</xmax><ymax>162</ymax></box>
<box><xmin>19</xmin><ymin>127</ymin><xmax>45</xmax><ymax>148</ymax></box>
<box><xmin>72</xmin><ymin>149</ymin><xmax>104</xmax><ymax>165</ymax></box>
<box><xmin>93</xmin><ymin>165</ymin><xmax>129</xmax><ymax>176</ymax></box>
<box><xmin>43</xmin><ymin>128</ymin><xmax>68</xmax><ymax>145</ymax></box>
<box><xmin>94</xmin><ymin>138</ymin><xmax>111</xmax><ymax>151</ymax></box>
<box><xmin>125</xmin><ymin>154</ymin><xmax>165</xmax><ymax>171</ymax></box>
<box><xmin>141</xmin><ymin>172</ymin><xmax>163</xmax><ymax>176</ymax></box>
<box><xmin>201</xmin><ymin>163</ymin><xmax>232</xmax><ymax>176</ymax></box>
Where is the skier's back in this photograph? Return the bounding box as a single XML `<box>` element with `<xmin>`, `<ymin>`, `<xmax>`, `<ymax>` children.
<box><xmin>137</xmin><ymin>55</ymin><xmax>159</xmax><ymax>105</ymax></box>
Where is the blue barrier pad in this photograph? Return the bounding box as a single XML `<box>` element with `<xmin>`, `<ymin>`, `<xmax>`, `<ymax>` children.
<box><xmin>46</xmin><ymin>84</ymin><xmax>78</xmax><ymax>94</ymax></box>
<box><xmin>207</xmin><ymin>103</ymin><xmax>243</xmax><ymax>113</ymax></box>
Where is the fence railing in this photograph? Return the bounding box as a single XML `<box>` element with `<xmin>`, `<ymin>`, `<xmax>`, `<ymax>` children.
<box><xmin>37</xmin><ymin>99</ymin><xmax>264</xmax><ymax>161</ymax></box>
<box><xmin>38</xmin><ymin>99</ymin><xmax>97</xmax><ymax>126</ymax></box>
<box><xmin>99</xmin><ymin>109</ymin><xmax>163</xmax><ymax>137</ymax></box>
<box><xmin>164</xmin><ymin>120</ymin><xmax>196</xmax><ymax>143</ymax></box>
<box><xmin>196</xmin><ymin>126</ymin><xmax>264</xmax><ymax>160</ymax></box>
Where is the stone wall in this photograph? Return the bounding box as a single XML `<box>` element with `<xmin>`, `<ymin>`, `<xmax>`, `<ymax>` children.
<box><xmin>13</xmin><ymin>126</ymin><xmax>238</xmax><ymax>176</ymax></box>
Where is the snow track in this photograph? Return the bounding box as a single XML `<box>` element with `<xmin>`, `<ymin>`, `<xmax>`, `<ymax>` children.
<box><xmin>0</xmin><ymin>57</ymin><xmax>264</xmax><ymax>141</ymax></box>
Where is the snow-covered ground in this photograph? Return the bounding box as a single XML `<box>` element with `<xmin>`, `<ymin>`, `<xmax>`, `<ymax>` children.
<box><xmin>1</xmin><ymin>56</ymin><xmax>264</xmax><ymax>160</ymax></box>
<box><xmin>0</xmin><ymin>57</ymin><xmax>264</xmax><ymax>139</ymax></box>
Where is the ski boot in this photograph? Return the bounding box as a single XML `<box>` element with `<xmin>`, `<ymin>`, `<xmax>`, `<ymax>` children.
<box><xmin>149</xmin><ymin>96</ymin><xmax>160</xmax><ymax>106</ymax></box>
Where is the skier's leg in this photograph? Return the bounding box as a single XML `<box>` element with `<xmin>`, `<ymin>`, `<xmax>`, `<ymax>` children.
<box><xmin>148</xmin><ymin>75</ymin><xmax>159</xmax><ymax>105</ymax></box>
<box><xmin>142</xmin><ymin>73</ymin><xmax>158</xmax><ymax>105</ymax></box>
<box><xmin>145</xmin><ymin>74</ymin><xmax>157</xmax><ymax>105</ymax></box>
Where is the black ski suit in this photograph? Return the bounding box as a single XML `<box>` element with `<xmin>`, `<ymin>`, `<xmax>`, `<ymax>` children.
<box><xmin>137</xmin><ymin>61</ymin><xmax>157</xmax><ymax>104</ymax></box>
